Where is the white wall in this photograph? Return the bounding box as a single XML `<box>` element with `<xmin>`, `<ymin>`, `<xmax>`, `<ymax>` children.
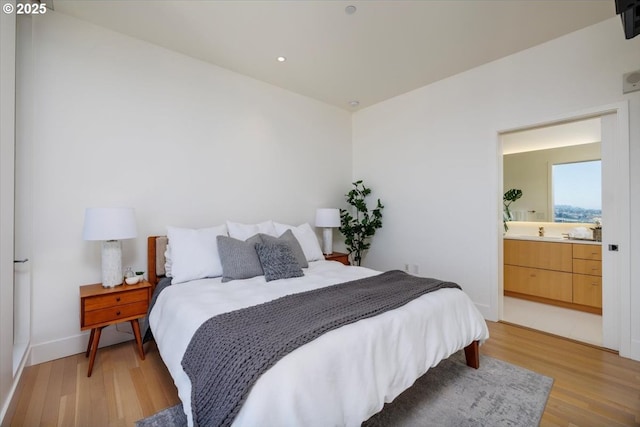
<box><xmin>352</xmin><ymin>18</ymin><xmax>640</xmax><ymax>358</ymax></box>
<box><xmin>22</xmin><ymin>11</ymin><xmax>352</xmax><ymax>364</ymax></box>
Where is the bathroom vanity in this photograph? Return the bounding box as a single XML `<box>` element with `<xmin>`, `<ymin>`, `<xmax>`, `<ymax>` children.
<box><xmin>504</xmin><ymin>236</ymin><xmax>602</xmax><ymax>314</ymax></box>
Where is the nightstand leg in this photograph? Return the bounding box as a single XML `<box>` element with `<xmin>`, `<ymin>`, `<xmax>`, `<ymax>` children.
<box><xmin>87</xmin><ymin>327</ymin><xmax>102</xmax><ymax>377</ymax></box>
<box><xmin>85</xmin><ymin>328</ymin><xmax>96</xmax><ymax>358</ymax></box>
<box><xmin>131</xmin><ymin>319</ymin><xmax>145</xmax><ymax>361</ymax></box>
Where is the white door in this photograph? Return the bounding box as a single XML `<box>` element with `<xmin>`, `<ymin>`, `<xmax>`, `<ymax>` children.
<box><xmin>0</xmin><ymin>3</ymin><xmax>18</xmax><ymax>416</ymax></box>
<box><xmin>600</xmin><ymin>111</ymin><xmax>630</xmax><ymax>352</ymax></box>
<box><xmin>12</xmin><ymin>13</ymin><xmax>32</xmax><ymax>375</ymax></box>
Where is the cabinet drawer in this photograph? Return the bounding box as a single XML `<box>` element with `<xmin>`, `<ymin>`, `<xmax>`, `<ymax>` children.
<box><xmin>573</xmin><ymin>274</ymin><xmax>602</xmax><ymax>308</ymax></box>
<box><xmin>83</xmin><ymin>301</ymin><xmax>148</xmax><ymax>328</ymax></box>
<box><xmin>84</xmin><ymin>289</ymin><xmax>148</xmax><ymax>312</ymax></box>
<box><xmin>504</xmin><ymin>240</ymin><xmax>572</xmax><ymax>272</ymax></box>
<box><xmin>572</xmin><ymin>244</ymin><xmax>602</xmax><ymax>261</ymax></box>
<box><xmin>504</xmin><ymin>265</ymin><xmax>573</xmax><ymax>302</ymax></box>
<box><xmin>573</xmin><ymin>259</ymin><xmax>602</xmax><ymax>276</ymax></box>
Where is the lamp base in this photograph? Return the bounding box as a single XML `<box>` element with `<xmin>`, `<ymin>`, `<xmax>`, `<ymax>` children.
<box><xmin>101</xmin><ymin>240</ymin><xmax>123</xmax><ymax>287</ymax></box>
<box><xmin>322</xmin><ymin>228</ymin><xmax>333</xmax><ymax>255</ymax></box>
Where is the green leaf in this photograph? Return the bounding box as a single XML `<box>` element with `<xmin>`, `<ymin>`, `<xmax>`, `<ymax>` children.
<box><xmin>338</xmin><ymin>180</ymin><xmax>384</xmax><ymax>266</ymax></box>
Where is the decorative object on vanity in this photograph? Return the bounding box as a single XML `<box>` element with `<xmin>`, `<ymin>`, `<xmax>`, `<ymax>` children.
<box><xmin>591</xmin><ymin>220</ymin><xmax>602</xmax><ymax>242</ymax></box>
<box><xmin>339</xmin><ymin>180</ymin><xmax>384</xmax><ymax>266</ymax></box>
<box><xmin>315</xmin><ymin>208</ymin><xmax>340</xmax><ymax>255</ymax></box>
<box><xmin>503</xmin><ymin>188</ymin><xmax>523</xmax><ymax>232</ymax></box>
<box><xmin>83</xmin><ymin>207</ymin><xmax>137</xmax><ymax>287</ymax></box>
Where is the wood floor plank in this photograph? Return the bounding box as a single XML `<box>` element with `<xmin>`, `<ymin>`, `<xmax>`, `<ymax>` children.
<box><xmin>39</xmin><ymin>358</ymin><xmax>64</xmax><ymax>427</ymax></box>
<box><xmin>482</xmin><ymin>322</ymin><xmax>640</xmax><ymax>426</ymax></box>
<box><xmin>9</xmin><ymin>361</ymin><xmax>38</xmax><ymax>427</ymax></box>
<box><xmin>7</xmin><ymin>321</ymin><xmax>640</xmax><ymax>426</ymax></box>
<box><xmin>22</xmin><ymin>361</ymin><xmax>51</xmax><ymax>426</ymax></box>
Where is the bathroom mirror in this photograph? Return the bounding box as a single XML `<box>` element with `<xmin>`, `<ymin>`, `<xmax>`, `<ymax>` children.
<box><xmin>552</xmin><ymin>160</ymin><xmax>601</xmax><ymax>223</ymax></box>
<box><xmin>502</xmin><ymin>119</ymin><xmax>602</xmax><ymax>223</ymax></box>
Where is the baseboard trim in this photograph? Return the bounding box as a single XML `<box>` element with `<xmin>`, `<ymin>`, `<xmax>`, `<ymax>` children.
<box><xmin>474</xmin><ymin>302</ymin><xmax>492</xmax><ymax>321</ymax></box>
<box><xmin>628</xmin><ymin>338</ymin><xmax>640</xmax><ymax>362</ymax></box>
<box><xmin>29</xmin><ymin>324</ymin><xmax>136</xmax><ymax>366</ymax></box>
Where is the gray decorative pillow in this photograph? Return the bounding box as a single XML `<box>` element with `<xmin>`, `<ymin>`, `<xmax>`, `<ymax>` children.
<box><xmin>255</xmin><ymin>242</ymin><xmax>304</xmax><ymax>282</ymax></box>
<box><xmin>217</xmin><ymin>234</ymin><xmax>264</xmax><ymax>282</ymax></box>
<box><xmin>259</xmin><ymin>229</ymin><xmax>309</xmax><ymax>268</ymax></box>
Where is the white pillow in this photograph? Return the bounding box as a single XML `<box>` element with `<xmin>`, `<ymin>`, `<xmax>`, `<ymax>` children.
<box><xmin>226</xmin><ymin>220</ymin><xmax>277</xmax><ymax>241</ymax></box>
<box><xmin>273</xmin><ymin>222</ymin><xmax>324</xmax><ymax>262</ymax></box>
<box><xmin>167</xmin><ymin>224</ymin><xmax>228</xmax><ymax>284</ymax></box>
<box><xmin>164</xmin><ymin>244</ymin><xmax>172</xmax><ymax>277</ymax></box>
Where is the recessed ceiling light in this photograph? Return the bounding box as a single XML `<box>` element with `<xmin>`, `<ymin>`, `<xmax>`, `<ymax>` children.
<box><xmin>277</xmin><ymin>56</ymin><xmax>287</xmax><ymax>62</ymax></box>
<box><xmin>345</xmin><ymin>5</ymin><xmax>357</xmax><ymax>15</ymax></box>
<box><xmin>349</xmin><ymin>100</ymin><xmax>360</xmax><ymax>107</ymax></box>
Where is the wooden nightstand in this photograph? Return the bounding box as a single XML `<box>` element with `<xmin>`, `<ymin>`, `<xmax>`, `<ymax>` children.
<box><xmin>80</xmin><ymin>280</ymin><xmax>151</xmax><ymax>377</ymax></box>
<box><xmin>324</xmin><ymin>252</ymin><xmax>350</xmax><ymax>266</ymax></box>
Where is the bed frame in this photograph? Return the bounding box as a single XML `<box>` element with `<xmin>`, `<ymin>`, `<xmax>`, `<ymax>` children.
<box><xmin>147</xmin><ymin>235</ymin><xmax>166</xmax><ymax>289</ymax></box>
<box><xmin>146</xmin><ymin>235</ymin><xmax>480</xmax><ymax>369</ymax></box>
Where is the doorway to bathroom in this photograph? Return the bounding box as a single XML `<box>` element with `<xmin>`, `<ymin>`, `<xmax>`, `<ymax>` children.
<box><xmin>498</xmin><ymin>106</ymin><xmax>630</xmax><ymax>352</ymax></box>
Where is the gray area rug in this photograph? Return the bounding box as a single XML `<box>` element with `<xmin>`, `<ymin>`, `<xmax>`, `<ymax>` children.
<box><xmin>136</xmin><ymin>351</ymin><xmax>552</xmax><ymax>427</ymax></box>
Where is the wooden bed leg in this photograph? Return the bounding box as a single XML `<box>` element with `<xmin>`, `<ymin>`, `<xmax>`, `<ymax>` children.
<box><xmin>464</xmin><ymin>340</ymin><xmax>480</xmax><ymax>369</ymax></box>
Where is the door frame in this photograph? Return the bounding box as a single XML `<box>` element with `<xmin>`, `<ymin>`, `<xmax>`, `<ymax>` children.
<box><xmin>495</xmin><ymin>101</ymin><xmax>631</xmax><ymax>357</ymax></box>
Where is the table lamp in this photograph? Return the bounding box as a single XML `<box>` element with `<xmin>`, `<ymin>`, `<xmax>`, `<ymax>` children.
<box><xmin>83</xmin><ymin>207</ymin><xmax>137</xmax><ymax>287</ymax></box>
<box><xmin>315</xmin><ymin>208</ymin><xmax>340</xmax><ymax>255</ymax></box>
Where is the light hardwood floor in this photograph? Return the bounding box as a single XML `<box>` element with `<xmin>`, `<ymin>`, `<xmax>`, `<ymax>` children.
<box><xmin>5</xmin><ymin>321</ymin><xmax>640</xmax><ymax>426</ymax></box>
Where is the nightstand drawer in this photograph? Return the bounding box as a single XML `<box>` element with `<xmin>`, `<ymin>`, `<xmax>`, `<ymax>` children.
<box><xmin>79</xmin><ymin>280</ymin><xmax>151</xmax><ymax>376</ymax></box>
<box><xmin>324</xmin><ymin>252</ymin><xmax>350</xmax><ymax>266</ymax></box>
<box><xmin>84</xmin><ymin>288</ymin><xmax>148</xmax><ymax>311</ymax></box>
<box><xmin>83</xmin><ymin>301</ymin><xmax>148</xmax><ymax>327</ymax></box>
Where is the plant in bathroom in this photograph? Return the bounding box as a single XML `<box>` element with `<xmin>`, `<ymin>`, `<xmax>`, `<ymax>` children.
<box><xmin>503</xmin><ymin>188</ymin><xmax>523</xmax><ymax>232</ymax></box>
<box><xmin>339</xmin><ymin>180</ymin><xmax>384</xmax><ymax>266</ymax></box>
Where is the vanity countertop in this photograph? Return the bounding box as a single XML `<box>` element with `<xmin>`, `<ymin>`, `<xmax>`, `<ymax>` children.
<box><xmin>504</xmin><ymin>235</ymin><xmax>602</xmax><ymax>245</ymax></box>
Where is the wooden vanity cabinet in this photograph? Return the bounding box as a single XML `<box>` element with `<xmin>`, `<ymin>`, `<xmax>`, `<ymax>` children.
<box><xmin>504</xmin><ymin>239</ymin><xmax>602</xmax><ymax>314</ymax></box>
<box><xmin>504</xmin><ymin>240</ymin><xmax>573</xmax><ymax>272</ymax></box>
<box><xmin>504</xmin><ymin>265</ymin><xmax>573</xmax><ymax>302</ymax></box>
<box><xmin>572</xmin><ymin>244</ymin><xmax>602</xmax><ymax>310</ymax></box>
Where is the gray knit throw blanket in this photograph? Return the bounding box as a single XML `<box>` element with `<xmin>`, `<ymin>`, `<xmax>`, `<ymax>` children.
<box><xmin>181</xmin><ymin>270</ymin><xmax>461</xmax><ymax>427</ymax></box>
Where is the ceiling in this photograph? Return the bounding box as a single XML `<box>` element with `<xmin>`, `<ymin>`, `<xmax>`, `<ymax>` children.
<box><xmin>51</xmin><ymin>1</ymin><xmax>616</xmax><ymax>111</ymax></box>
<box><xmin>502</xmin><ymin>118</ymin><xmax>602</xmax><ymax>155</ymax></box>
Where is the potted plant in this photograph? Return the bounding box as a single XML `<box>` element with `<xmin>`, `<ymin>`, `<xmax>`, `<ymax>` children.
<box><xmin>339</xmin><ymin>180</ymin><xmax>384</xmax><ymax>266</ymax></box>
<box><xmin>503</xmin><ymin>188</ymin><xmax>523</xmax><ymax>232</ymax></box>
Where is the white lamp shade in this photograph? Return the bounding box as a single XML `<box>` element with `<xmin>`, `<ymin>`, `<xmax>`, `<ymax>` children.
<box><xmin>315</xmin><ymin>208</ymin><xmax>340</xmax><ymax>228</ymax></box>
<box><xmin>83</xmin><ymin>207</ymin><xmax>137</xmax><ymax>241</ymax></box>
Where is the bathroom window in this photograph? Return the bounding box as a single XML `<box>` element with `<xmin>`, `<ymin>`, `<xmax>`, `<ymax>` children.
<box><xmin>552</xmin><ymin>160</ymin><xmax>601</xmax><ymax>223</ymax></box>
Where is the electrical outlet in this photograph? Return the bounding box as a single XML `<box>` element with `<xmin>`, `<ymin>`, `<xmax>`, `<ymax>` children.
<box><xmin>404</xmin><ymin>264</ymin><xmax>419</xmax><ymax>274</ymax></box>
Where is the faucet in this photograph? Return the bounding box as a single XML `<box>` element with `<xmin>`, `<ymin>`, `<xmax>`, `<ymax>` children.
<box><xmin>538</xmin><ymin>226</ymin><xmax>545</xmax><ymax>237</ymax></box>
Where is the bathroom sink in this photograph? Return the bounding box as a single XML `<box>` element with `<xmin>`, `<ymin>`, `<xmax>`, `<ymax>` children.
<box><xmin>508</xmin><ymin>235</ymin><xmax>566</xmax><ymax>241</ymax></box>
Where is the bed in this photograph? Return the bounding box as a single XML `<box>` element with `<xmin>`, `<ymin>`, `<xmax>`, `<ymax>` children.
<box><xmin>146</xmin><ymin>223</ymin><xmax>489</xmax><ymax>427</ymax></box>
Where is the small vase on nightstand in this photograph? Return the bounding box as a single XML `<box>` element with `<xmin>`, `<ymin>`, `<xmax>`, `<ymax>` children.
<box><xmin>124</xmin><ymin>267</ymin><xmax>138</xmax><ymax>285</ymax></box>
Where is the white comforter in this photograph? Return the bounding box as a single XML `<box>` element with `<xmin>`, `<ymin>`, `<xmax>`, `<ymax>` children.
<box><xmin>149</xmin><ymin>261</ymin><xmax>489</xmax><ymax>427</ymax></box>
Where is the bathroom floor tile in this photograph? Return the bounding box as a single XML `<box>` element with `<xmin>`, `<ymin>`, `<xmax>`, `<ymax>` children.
<box><xmin>502</xmin><ymin>296</ymin><xmax>602</xmax><ymax>346</ymax></box>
